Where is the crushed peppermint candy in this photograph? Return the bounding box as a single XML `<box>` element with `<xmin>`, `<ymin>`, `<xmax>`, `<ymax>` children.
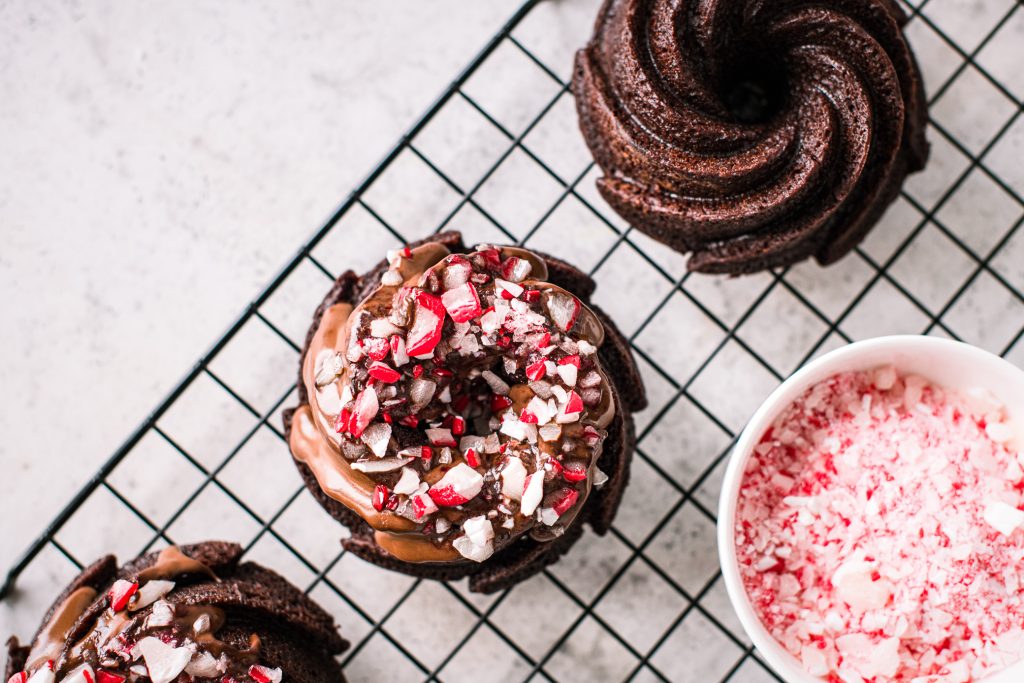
<box><xmin>736</xmin><ymin>368</ymin><xmax>1024</xmax><ymax>682</ymax></box>
<box><xmin>317</xmin><ymin>243</ymin><xmax>612</xmax><ymax>562</ymax></box>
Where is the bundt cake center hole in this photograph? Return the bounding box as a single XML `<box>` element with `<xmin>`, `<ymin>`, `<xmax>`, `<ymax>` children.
<box><xmin>723</xmin><ymin>62</ymin><xmax>787</xmax><ymax>124</ymax></box>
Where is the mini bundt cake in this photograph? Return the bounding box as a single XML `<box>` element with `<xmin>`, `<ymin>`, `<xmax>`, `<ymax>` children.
<box><xmin>573</xmin><ymin>0</ymin><xmax>929</xmax><ymax>275</ymax></box>
<box><xmin>283</xmin><ymin>231</ymin><xmax>647</xmax><ymax>593</ymax></box>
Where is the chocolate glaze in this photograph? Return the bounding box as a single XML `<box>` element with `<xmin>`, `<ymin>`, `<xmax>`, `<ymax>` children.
<box><xmin>284</xmin><ymin>231</ymin><xmax>648</xmax><ymax>592</ymax></box>
<box><xmin>292</xmin><ymin>241</ymin><xmax>616</xmax><ymax>564</ymax></box>
<box><xmin>573</xmin><ymin>0</ymin><xmax>929</xmax><ymax>275</ymax></box>
<box><xmin>135</xmin><ymin>546</ymin><xmax>218</xmax><ymax>584</ymax></box>
<box><xmin>23</xmin><ymin>588</ymin><xmax>98</xmax><ymax>672</ymax></box>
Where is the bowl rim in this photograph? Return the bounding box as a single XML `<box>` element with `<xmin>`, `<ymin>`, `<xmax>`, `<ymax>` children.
<box><xmin>716</xmin><ymin>335</ymin><xmax>1024</xmax><ymax>683</ymax></box>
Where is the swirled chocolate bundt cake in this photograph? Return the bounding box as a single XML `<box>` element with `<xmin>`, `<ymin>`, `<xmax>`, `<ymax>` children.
<box><xmin>573</xmin><ymin>0</ymin><xmax>929</xmax><ymax>274</ymax></box>
<box><xmin>283</xmin><ymin>231</ymin><xmax>647</xmax><ymax>593</ymax></box>
<box><xmin>4</xmin><ymin>542</ymin><xmax>347</xmax><ymax>683</ymax></box>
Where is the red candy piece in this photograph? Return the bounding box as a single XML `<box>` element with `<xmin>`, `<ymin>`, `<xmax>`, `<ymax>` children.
<box><xmin>406</xmin><ymin>291</ymin><xmax>445</xmax><ymax>356</ymax></box>
<box><xmin>451</xmin><ymin>415</ymin><xmax>466</xmax><ymax>436</ymax></box>
<box><xmin>367</xmin><ymin>361</ymin><xmax>401</xmax><ymax>383</ymax></box>
<box><xmin>361</xmin><ymin>337</ymin><xmax>389</xmax><ymax>361</ymax></box>
<box><xmin>428</xmin><ymin>487</ymin><xmax>470</xmax><ymax>506</ymax></box>
<box><xmin>547</xmin><ymin>292</ymin><xmax>580</xmax><ymax>332</ymax></box>
<box><xmin>248</xmin><ymin>666</ymin><xmax>280</xmax><ymax>683</ymax></box>
<box><xmin>348</xmin><ymin>387</ymin><xmax>379</xmax><ymax>438</ymax></box>
<box><xmin>563</xmin><ymin>391</ymin><xmax>584</xmax><ymax>415</ymax></box>
<box><xmin>107</xmin><ymin>579</ymin><xmax>138</xmax><ymax>612</ymax></box>
<box><xmin>336</xmin><ymin>407</ymin><xmax>355</xmax><ymax>439</ymax></box>
<box><xmin>372</xmin><ymin>484</ymin><xmax>388</xmax><ymax>512</ymax></box>
<box><xmin>563</xmin><ymin>461</ymin><xmax>588</xmax><ymax>482</ymax></box>
<box><xmin>491</xmin><ymin>395</ymin><xmax>513</xmax><ymax>412</ymax></box>
<box><xmin>551</xmin><ymin>488</ymin><xmax>579</xmax><ymax>515</ymax></box>
<box><xmin>441</xmin><ymin>282</ymin><xmax>482</xmax><ymax>323</ymax></box>
<box><xmin>525</xmin><ymin>361</ymin><xmax>547</xmax><ymax>381</ymax></box>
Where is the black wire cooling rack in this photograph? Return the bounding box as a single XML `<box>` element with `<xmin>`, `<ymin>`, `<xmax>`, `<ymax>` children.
<box><xmin>4</xmin><ymin>0</ymin><xmax>1024</xmax><ymax>680</ymax></box>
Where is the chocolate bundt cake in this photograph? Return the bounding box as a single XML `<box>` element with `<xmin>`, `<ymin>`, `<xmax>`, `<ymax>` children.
<box><xmin>573</xmin><ymin>0</ymin><xmax>929</xmax><ymax>275</ymax></box>
<box><xmin>283</xmin><ymin>231</ymin><xmax>646</xmax><ymax>593</ymax></box>
<box><xmin>4</xmin><ymin>542</ymin><xmax>347</xmax><ymax>683</ymax></box>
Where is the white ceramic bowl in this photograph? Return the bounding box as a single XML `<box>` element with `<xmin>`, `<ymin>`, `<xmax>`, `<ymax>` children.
<box><xmin>717</xmin><ymin>335</ymin><xmax>1024</xmax><ymax>683</ymax></box>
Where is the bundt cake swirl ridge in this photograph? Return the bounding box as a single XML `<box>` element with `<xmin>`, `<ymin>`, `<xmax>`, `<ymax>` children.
<box><xmin>574</xmin><ymin>0</ymin><xmax>928</xmax><ymax>274</ymax></box>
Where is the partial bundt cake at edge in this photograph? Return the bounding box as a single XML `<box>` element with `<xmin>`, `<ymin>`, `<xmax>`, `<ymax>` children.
<box><xmin>4</xmin><ymin>542</ymin><xmax>347</xmax><ymax>683</ymax></box>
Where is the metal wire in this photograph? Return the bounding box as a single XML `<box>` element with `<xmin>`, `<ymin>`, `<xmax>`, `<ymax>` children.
<box><xmin>4</xmin><ymin>0</ymin><xmax>1024</xmax><ymax>681</ymax></box>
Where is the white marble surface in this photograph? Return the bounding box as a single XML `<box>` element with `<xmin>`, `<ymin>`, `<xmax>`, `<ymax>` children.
<box><xmin>2</xmin><ymin>0</ymin><xmax>1023</xmax><ymax>681</ymax></box>
<box><xmin>0</xmin><ymin>0</ymin><xmax>514</xmax><ymax>568</ymax></box>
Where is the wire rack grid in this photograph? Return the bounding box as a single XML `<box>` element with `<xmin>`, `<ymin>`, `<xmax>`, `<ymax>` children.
<box><xmin>4</xmin><ymin>0</ymin><xmax>1024</xmax><ymax>680</ymax></box>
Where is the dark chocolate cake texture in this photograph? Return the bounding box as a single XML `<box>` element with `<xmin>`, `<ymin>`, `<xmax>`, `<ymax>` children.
<box><xmin>573</xmin><ymin>0</ymin><xmax>929</xmax><ymax>275</ymax></box>
<box><xmin>5</xmin><ymin>542</ymin><xmax>346</xmax><ymax>683</ymax></box>
<box><xmin>284</xmin><ymin>231</ymin><xmax>647</xmax><ymax>593</ymax></box>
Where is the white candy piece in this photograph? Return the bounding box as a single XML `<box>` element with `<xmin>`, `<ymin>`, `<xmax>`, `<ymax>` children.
<box><xmin>521</xmin><ymin>472</ymin><xmax>544</xmax><ymax>517</ymax></box>
<box><xmin>316</xmin><ymin>384</ymin><xmax>342</xmax><ymax>416</ymax></box>
<box><xmin>501</xmin><ymin>458</ymin><xmax>527</xmax><ymax>501</ymax></box>
<box><xmin>56</xmin><ymin>665</ymin><xmax>93</xmax><ymax>683</ymax></box>
<box><xmin>539</xmin><ymin>507</ymin><xmax>560</xmax><ymax>526</ymax></box>
<box><xmin>986</xmin><ymin>421</ymin><xmax>1014</xmax><ymax>444</ymax></box>
<box><xmin>464</xmin><ymin>515</ymin><xmax>494</xmax><ymax>547</ymax></box>
<box><xmin>26</xmin><ymin>667</ymin><xmax>55</xmax><ymax>683</ymax></box>
<box><xmin>313</xmin><ymin>349</ymin><xmax>344</xmax><ymax>387</ymax></box>
<box><xmin>481</xmin><ymin>370</ymin><xmax>510</xmax><ymax>395</ymax></box>
<box><xmin>381</xmin><ymin>269</ymin><xmax>404</xmax><ymax>287</ymax></box>
<box><xmin>129</xmin><ymin>580</ymin><xmax>175</xmax><ymax>611</ymax></box>
<box><xmin>193</xmin><ymin>612</ymin><xmax>211</xmax><ymax>633</ymax></box>
<box><xmin>500</xmin><ymin>416</ymin><xmax>537</xmax><ymax>444</ymax></box>
<box><xmin>430</xmin><ymin>463</ymin><xmax>484</xmax><ymax>502</ymax></box>
<box><xmin>872</xmin><ymin>364</ymin><xmax>896</xmax><ymax>391</ymax></box>
<box><xmin>538</xmin><ymin>423</ymin><xmax>562</xmax><ymax>442</ymax></box>
<box><xmin>360</xmin><ymin>422</ymin><xmax>392</xmax><ymax>458</ymax></box>
<box><xmin>184</xmin><ymin>652</ymin><xmax>221</xmax><ymax>677</ymax></box>
<box><xmin>369</xmin><ymin>317</ymin><xmax>403</xmax><ymax>338</ymax></box>
<box><xmin>351</xmin><ymin>456</ymin><xmax>412</xmax><ymax>473</ymax></box>
<box><xmin>524</xmin><ymin>396</ymin><xmax>555</xmax><ymax>425</ymax></box>
<box><xmin>800</xmin><ymin>644</ymin><xmax>830</xmax><ymax>677</ymax></box>
<box><xmin>835</xmin><ymin>634</ymin><xmax>900</xmax><ymax>680</ymax></box>
<box><xmin>831</xmin><ymin>560</ymin><xmax>894</xmax><ymax>613</ymax></box>
<box><xmin>425</xmin><ymin>426</ymin><xmax>454</xmax><ymax>446</ymax></box>
<box><xmin>137</xmin><ymin>637</ymin><xmax>192</xmax><ymax>683</ymax></box>
<box><xmin>453</xmin><ymin>516</ymin><xmax>494</xmax><ymax>562</ymax></box>
<box><xmin>556</xmin><ymin>364</ymin><xmax>578</xmax><ymax>387</ymax></box>
<box><xmin>147</xmin><ymin>600</ymin><xmax>175</xmax><ymax>628</ymax></box>
<box><xmin>983</xmin><ymin>501</ymin><xmax>1024</xmax><ymax>536</ymax></box>
<box><xmin>393</xmin><ymin>467</ymin><xmax>421</xmax><ymax>496</ymax></box>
